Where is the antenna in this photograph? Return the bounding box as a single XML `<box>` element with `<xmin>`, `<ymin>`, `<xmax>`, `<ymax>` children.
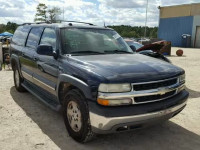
<box><xmin>144</xmin><ymin>0</ymin><xmax>149</xmax><ymax>38</ymax></box>
<box><xmin>63</xmin><ymin>7</ymin><xmax>65</xmax><ymax>20</ymax></box>
<box><xmin>104</xmin><ymin>21</ymin><xmax>107</xmax><ymax>28</ymax></box>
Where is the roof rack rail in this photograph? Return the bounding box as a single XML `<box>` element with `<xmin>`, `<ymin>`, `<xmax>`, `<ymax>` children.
<box><xmin>58</xmin><ymin>20</ymin><xmax>95</xmax><ymax>26</ymax></box>
<box><xmin>21</xmin><ymin>21</ymin><xmax>51</xmax><ymax>26</ymax></box>
<box><xmin>21</xmin><ymin>23</ymin><xmax>33</xmax><ymax>25</ymax></box>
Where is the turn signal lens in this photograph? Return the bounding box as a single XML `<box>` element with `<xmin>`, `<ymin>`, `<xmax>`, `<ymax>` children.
<box><xmin>97</xmin><ymin>98</ymin><xmax>132</xmax><ymax>106</ymax></box>
<box><xmin>97</xmin><ymin>99</ymin><xmax>109</xmax><ymax>106</ymax></box>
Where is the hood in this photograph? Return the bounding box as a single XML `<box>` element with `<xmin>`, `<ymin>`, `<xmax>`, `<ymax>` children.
<box><xmin>69</xmin><ymin>54</ymin><xmax>184</xmax><ymax>83</ymax></box>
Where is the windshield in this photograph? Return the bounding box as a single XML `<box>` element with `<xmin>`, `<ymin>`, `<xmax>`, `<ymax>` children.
<box><xmin>61</xmin><ymin>28</ymin><xmax>133</xmax><ymax>55</ymax></box>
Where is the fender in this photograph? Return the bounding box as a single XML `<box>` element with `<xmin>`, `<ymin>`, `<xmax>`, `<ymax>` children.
<box><xmin>57</xmin><ymin>74</ymin><xmax>93</xmax><ymax>100</ymax></box>
<box><xmin>10</xmin><ymin>54</ymin><xmax>23</xmax><ymax>77</ymax></box>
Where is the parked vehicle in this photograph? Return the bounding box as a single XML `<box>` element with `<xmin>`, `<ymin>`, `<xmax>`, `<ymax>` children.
<box><xmin>135</xmin><ymin>38</ymin><xmax>150</xmax><ymax>43</ymax></box>
<box><xmin>125</xmin><ymin>39</ymin><xmax>171</xmax><ymax>63</ymax></box>
<box><xmin>10</xmin><ymin>22</ymin><xmax>189</xmax><ymax>143</ymax></box>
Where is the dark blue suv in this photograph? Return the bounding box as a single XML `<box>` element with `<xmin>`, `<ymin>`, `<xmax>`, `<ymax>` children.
<box><xmin>10</xmin><ymin>22</ymin><xmax>189</xmax><ymax>143</ymax></box>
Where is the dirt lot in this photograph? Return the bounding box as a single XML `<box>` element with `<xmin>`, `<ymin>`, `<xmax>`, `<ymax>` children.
<box><xmin>0</xmin><ymin>47</ymin><xmax>200</xmax><ymax>150</ymax></box>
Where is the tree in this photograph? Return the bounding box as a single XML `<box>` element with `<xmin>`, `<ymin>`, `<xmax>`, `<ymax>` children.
<box><xmin>0</xmin><ymin>22</ymin><xmax>18</xmax><ymax>34</ymax></box>
<box><xmin>34</xmin><ymin>3</ymin><xmax>48</xmax><ymax>22</ymax></box>
<box><xmin>107</xmin><ymin>25</ymin><xmax>158</xmax><ymax>38</ymax></box>
<box><xmin>6</xmin><ymin>22</ymin><xmax>18</xmax><ymax>33</ymax></box>
<box><xmin>0</xmin><ymin>24</ymin><xmax>6</xmax><ymax>33</ymax></box>
<box><xmin>48</xmin><ymin>7</ymin><xmax>61</xmax><ymax>23</ymax></box>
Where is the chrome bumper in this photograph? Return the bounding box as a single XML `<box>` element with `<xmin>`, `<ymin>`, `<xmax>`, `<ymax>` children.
<box><xmin>89</xmin><ymin>101</ymin><xmax>187</xmax><ymax>133</ymax></box>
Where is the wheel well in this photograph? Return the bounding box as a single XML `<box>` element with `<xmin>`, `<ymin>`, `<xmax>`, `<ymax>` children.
<box><xmin>58</xmin><ymin>82</ymin><xmax>85</xmax><ymax>105</ymax></box>
<box><xmin>11</xmin><ymin>59</ymin><xmax>17</xmax><ymax>70</ymax></box>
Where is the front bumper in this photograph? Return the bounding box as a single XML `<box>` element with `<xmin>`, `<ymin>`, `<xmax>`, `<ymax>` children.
<box><xmin>89</xmin><ymin>90</ymin><xmax>189</xmax><ymax>134</ymax></box>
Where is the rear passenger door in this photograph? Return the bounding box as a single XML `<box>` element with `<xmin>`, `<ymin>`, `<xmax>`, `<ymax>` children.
<box><xmin>32</xmin><ymin>28</ymin><xmax>59</xmax><ymax>96</ymax></box>
<box><xmin>21</xmin><ymin>27</ymin><xmax>43</xmax><ymax>82</ymax></box>
<box><xmin>11</xmin><ymin>26</ymin><xmax>31</xmax><ymax>72</ymax></box>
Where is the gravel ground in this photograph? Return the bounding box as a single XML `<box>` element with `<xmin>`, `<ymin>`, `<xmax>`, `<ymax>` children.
<box><xmin>0</xmin><ymin>48</ymin><xmax>200</xmax><ymax>150</ymax></box>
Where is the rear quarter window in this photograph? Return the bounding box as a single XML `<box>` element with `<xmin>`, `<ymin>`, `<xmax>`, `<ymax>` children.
<box><xmin>12</xmin><ymin>26</ymin><xmax>30</xmax><ymax>46</ymax></box>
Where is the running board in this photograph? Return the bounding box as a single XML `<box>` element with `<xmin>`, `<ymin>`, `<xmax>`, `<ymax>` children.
<box><xmin>22</xmin><ymin>80</ymin><xmax>62</xmax><ymax>111</ymax></box>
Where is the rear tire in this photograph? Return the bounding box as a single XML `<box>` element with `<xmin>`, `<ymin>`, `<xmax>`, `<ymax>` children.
<box><xmin>63</xmin><ymin>89</ymin><xmax>94</xmax><ymax>143</ymax></box>
<box><xmin>13</xmin><ymin>68</ymin><xmax>26</xmax><ymax>92</ymax></box>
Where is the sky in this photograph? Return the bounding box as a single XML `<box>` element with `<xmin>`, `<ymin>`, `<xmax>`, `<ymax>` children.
<box><xmin>0</xmin><ymin>0</ymin><xmax>200</xmax><ymax>27</ymax></box>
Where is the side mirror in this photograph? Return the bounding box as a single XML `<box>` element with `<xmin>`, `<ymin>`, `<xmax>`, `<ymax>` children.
<box><xmin>130</xmin><ymin>45</ymin><xmax>137</xmax><ymax>52</ymax></box>
<box><xmin>37</xmin><ymin>45</ymin><xmax>54</xmax><ymax>56</ymax></box>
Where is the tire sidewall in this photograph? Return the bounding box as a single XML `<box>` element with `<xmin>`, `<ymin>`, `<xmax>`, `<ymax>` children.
<box><xmin>63</xmin><ymin>90</ymin><xmax>91</xmax><ymax>142</ymax></box>
<box><xmin>13</xmin><ymin>68</ymin><xmax>25</xmax><ymax>92</ymax></box>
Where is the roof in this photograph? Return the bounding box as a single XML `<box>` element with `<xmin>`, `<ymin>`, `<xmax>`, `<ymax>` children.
<box><xmin>159</xmin><ymin>3</ymin><xmax>200</xmax><ymax>18</ymax></box>
<box><xmin>159</xmin><ymin>3</ymin><xmax>200</xmax><ymax>8</ymax></box>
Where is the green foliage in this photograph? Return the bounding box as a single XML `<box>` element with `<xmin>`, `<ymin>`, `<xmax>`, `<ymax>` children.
<box><xmin>34</xmin><ymin>3</ymin><xmax>48</xmax><ymax>22</ymax></box>
<box><xmin>34</xmin><ymin>3</ymin><xmax>61</xmax><ymax>23</ymax></box>
<box><xmin>48</xmin><ymin>7</ymin><xmax>62</xmax><ymax>23</ymax></box>
<box><xmin>108</xmin><ymin>25</ymin><xmax>158</xmax><ymax>38</ymax></box>
<box><xmin>0</xmin><ymin>22</ymin><xmax>18</xmax><ymax>34</ymax></box>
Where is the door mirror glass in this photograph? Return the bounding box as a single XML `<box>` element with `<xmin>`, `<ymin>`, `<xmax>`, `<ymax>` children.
<box><xmin>37</xmin><ymin>45</ymin><xmax>53</xmax><ymax>56</ymax></box>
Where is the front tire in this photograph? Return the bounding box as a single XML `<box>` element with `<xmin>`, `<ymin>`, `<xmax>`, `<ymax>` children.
<box><xmin>63</xmin><ymin>89</ymin><xmax>94</xmax><ymax>143</ymax></box>
<box><xmin>13</xmin><ymin>68</ymin><xmax>26</xmax><ymax>92</ymax></box>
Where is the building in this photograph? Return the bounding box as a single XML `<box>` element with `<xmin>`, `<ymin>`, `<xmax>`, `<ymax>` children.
<box><xmin>158</xmin><ymin>3</ymin><xmax>200</xmax><ymax>48</ymax></box>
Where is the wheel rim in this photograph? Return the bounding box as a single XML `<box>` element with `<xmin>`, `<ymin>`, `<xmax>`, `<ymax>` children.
<box><xmin>15</xmin><ymin>70</ymin><xmax>20</xmax><ymax>87</ymax></box>
<box><xmin>67</xmin><ymin>101</ymin><xmax>82</xmax><ymax>132</ymax></box>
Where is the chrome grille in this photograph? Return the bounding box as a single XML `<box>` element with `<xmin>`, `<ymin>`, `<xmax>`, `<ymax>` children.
<box><xmin>134</xmin><ymin>90</ymin><xmax>176</xmax><ymax>103</ymax></box>
<box><xmin>133</xmin><ymin>78</ymin><xmax>178</xmax><ymax>91</ymax></box>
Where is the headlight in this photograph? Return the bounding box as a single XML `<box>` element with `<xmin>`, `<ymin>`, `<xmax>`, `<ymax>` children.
<box><xmin>98</xmin><ymin>83</ymin><xmax>131</xmax><ymax>93</ymax></box>
<box><xmin>179</xmin><ymin>74</ymin><xmax>185</xmax><ymax>83</ymax></box>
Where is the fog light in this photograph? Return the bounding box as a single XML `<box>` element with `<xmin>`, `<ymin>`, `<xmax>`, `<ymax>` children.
<box><xmin>97</xmin><ymin>98</ymin><xmax>132</xmax><ymax>106</ymax></box>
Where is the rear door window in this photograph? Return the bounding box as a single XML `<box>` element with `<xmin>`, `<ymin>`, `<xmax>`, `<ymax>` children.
<box><xmin>40</xmin><ymin>28</ymin><xmax>56</xmax><ymax>50</ymax></box>
<box><xmin>12</xmin><ymin>26</ymin><xmax>31</xmax><ymax>46</ymax></box>
<box><xmin>26</xmin><ymin>27</ymin><xmax>43</xmax><ymax>49</ymax></box>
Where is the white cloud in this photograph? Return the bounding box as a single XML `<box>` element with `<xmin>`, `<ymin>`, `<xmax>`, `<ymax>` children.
<box><xmin>0</xmin><ymin>0</ymin><xmax>200</xmax><ymax>27</ymax></box>
<box><xmin>98</xmin><ymin>0</ymin><xmax>146</xmax><ymax>8</ymax></box>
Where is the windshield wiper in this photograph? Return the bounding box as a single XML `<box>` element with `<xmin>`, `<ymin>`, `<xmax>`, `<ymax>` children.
<box><xmin>104</xmin><ymin>50</ymin><xmax>133</xmax><ymax>54</ymax></box>
<box><xmin>70</xmin><ymin>51</ymin><xmax>105</xmax><ymax>55</ymax></box>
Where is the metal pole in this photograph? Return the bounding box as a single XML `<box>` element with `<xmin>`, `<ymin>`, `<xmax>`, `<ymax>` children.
<box><xmin>144</xmin><ymin>0</ymin><xmax>149</xmax><ymax>38</ymax></box>
<box><xmin>63</xmin><ymin>7</ymin><xmax>65</xmax><ymax>20</ymax></box>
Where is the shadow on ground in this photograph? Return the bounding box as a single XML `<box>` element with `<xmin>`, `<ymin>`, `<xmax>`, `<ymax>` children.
<box><xmin>185</xmin><ymin>87</ymin><xmax>200</xmax><ymax>99</ymax></box>
<box><xmin>167</xmin><ymin>55</ymin><xmax>186</xmax><ymax>58</ymax></box>
<box><xmin>10</xmin><ymin>87</ymin><xmax>200</xmax><ymax>150</ymax></box>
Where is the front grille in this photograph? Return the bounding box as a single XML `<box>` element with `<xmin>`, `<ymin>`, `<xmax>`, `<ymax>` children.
<box><xmin>133</xmin><ymin>78</ymin><xmax>178</xmax><ymax>91</ymax></box>
<box><xmin>134</xmin><ymin>90</ymin><xmax>176</xmax><ymax>103</ymax></box>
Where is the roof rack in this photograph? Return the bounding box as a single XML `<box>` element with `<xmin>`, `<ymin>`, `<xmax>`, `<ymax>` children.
<box><xmin>21</xmin><ymin>20</ymin><xmax>95</xmax><ymax>26</ymax></box>
<box><xmin>58</xmin><ymin>20</ymin><xmax>95</xmax><ymax>26</ymax></box>
<box><xmin>21</xmin><ymin>21</ymin><xmax>51</xmax><ymax>26</ymax></box>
